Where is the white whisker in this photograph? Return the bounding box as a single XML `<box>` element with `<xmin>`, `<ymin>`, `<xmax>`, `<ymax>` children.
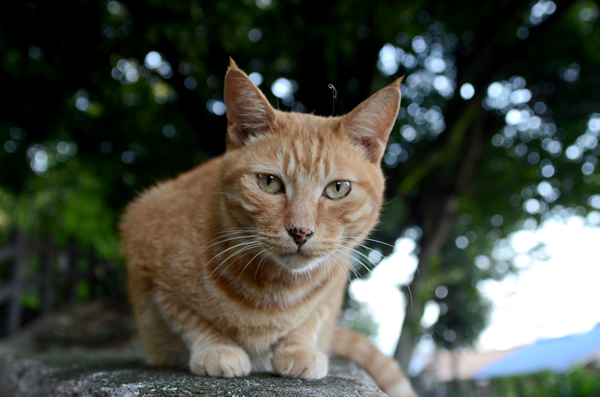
<box><xmin>209</xmin><ymin>241</ymin><xmax>261</xmax><ymax>280</ymax></box>
<box><xmin>183</xmin><ymin>233</ymin><xmax>256</xmax><ymax>294</ymax></box>
<box><xmin>213</xmin><ymin>243</ymin><xmax>262</xmax><ymax>287</ymax></box>
<box><xmin>236</xmin><ymin>248</ymin><xmax>268</xmax><ymax>283</ymax></box>
<box><xmin>341</xmin><ymin>235</ymin><xmax>395</xmax><ymax>249</ymax></box>
<box><xmin>406</xmin><ymin>284</ymin><xmax>413</xmax><ymax>310</ymax></box>
<box><xmin>339</xmin><ymin>245</ymin><xmax>376</xmax><ymax>269</ymax></box>
<box><xmin>337</xmin><ymin>246</ymin><xmax>375</xmax><ymax>278</ymax></box>
<box><xmin>182</xmin><ymin>227</ymin><xmax>262</xmax><ymax>295</ymax></box>
<box><xmin>255</xmin><ymin>250</ymin><xmax>271</xmax><ymax>280</ymax></box>
<box><xmin>191</xmin><ymin>239</ymin><xmax>259</xmax><ymax>297</ymax></box>
<box><xmin>328</xmin><ymin>253</ymin><xmax>353</xmax><ymax>283</ymax></box>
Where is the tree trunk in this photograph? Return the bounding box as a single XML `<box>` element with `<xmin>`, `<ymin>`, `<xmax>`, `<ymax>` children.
<box><xmin>392</xmin><ymin>0</ymin><xmax>578</xmax><ymax>372</ymax></box>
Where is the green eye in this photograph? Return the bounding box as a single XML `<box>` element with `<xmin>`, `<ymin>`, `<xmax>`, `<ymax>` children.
<box><xmin>257</xmin><ymin>174</ymin><xmax>283</xmax><ymax>194</ymax></box>
<box><xmin>324</xmin><ymin>181</ymin><xmax>351</xmax><ymax>199</ymax></box>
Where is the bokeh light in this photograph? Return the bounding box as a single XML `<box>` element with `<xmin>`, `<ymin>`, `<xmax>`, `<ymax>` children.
<box><xmin>460</xmin><ymin>83</ymin><xmax>475</xmax><ymax>100</ymax></box>
<box><xmin>249</xmin><ymin>72</ymin><xmax>263</xmax><ymax>86</ymax></box>
<box><xmin>248</xmin><ymin>28</ymin><xmax>262</xmax><ymax>42</ymax></box>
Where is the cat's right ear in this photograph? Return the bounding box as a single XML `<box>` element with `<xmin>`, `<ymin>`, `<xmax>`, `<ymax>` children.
<box><xmin>224</xmin><ymin>58</ymin><xmax>276</xmax><ymax>150</ymax></box>
<box><xmin>341</xmin><ymin>79</ymin><xmax>402</xmax><ymax>164</ymax></box>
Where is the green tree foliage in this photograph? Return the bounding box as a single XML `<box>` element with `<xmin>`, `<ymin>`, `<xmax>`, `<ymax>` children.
<box><xmin>1</xmin><ymin>0</ymin><xmax>599</xmax><ymax>369</ymax></box>
<box><xmin>13</xmin><ymin>159</ymin><xmax>121</xmax><ymax>261</ymax></box>
<box><xmin>489</xmin><ymin>368</ymin><xmax>600</xmax><ymax>397</ymax></box>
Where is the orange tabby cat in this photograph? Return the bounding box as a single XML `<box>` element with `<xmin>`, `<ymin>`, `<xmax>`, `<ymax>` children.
<box><xmin>120</xmin><ymin>59</ymin><xmax>415</xmax><ymax>397</ymax></box>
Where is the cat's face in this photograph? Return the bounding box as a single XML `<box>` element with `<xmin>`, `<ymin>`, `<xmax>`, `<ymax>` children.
<box><xmin>220</xmin><ymin>114</ymin><xmax>385</xmax><ymax>272</ymax></box>
<box><xmin>218</xmin><ymin>59</ymin><xmax>401</xmax><ymax>273</ymax></box>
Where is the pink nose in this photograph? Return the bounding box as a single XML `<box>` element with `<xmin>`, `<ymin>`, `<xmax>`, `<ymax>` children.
<box><xmin>287</xmin><ymin>227</ymin><xmax>314</xmax><ymax>246</ymax></box>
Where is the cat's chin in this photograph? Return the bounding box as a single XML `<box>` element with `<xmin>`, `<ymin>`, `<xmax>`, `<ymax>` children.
<box><xmin>274</xmin><ymin>252</ymin><xmax>323</xmax><ymax>274</ymax></box>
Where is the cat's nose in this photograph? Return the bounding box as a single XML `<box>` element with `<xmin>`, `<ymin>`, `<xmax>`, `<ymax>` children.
<box><xmin>287</xmin><ymin>226</ymin><xmax>315</xmax><ymax>247</ymax></box>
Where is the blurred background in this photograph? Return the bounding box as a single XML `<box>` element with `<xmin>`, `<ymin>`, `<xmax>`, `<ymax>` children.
<box><xmin>1</xmin><ymin>0</ymin><xmax>599</xmax><ymax>395</ymax></box>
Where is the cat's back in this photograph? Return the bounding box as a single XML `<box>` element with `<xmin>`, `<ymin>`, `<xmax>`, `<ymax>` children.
<box><xmin>120</xmin><ymin>156</ymin><xmax>222</xmax><ymax>268</ymax></box>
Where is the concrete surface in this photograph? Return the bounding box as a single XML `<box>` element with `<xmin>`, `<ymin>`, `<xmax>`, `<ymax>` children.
<box><xmin>0</xmin><ymin>351</ymin><xmax>387</xmax><ymax>396</ymax></box>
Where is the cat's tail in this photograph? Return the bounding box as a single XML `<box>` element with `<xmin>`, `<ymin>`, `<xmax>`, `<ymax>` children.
<box><xmin>331</xmin><ymin>328</ymin><xmax>417</xmax><ymax>397</ymax></box>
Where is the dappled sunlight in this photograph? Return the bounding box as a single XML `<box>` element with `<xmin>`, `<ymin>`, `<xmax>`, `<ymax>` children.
<box><xmin>377</xmin><ymin>23</ymin><xmax>461</xmax><ymax>170</ymax></box>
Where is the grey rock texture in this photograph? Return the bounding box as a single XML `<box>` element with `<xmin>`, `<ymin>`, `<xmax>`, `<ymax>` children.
<box><xmin>0</xmin><ymin>351</ymin><xmax>387</xmax><ymax>396</ymax></box>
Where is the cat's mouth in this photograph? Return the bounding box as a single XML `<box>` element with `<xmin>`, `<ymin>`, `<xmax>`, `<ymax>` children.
<box><xmin>275</xmin><ymin>249</ymin><xmax>322</xmax><ymax>271</ymax></box>
<box><xmin>279</xmin><ymin>249</ymin><xmax>313</xmax><ymax>260</ymax></box>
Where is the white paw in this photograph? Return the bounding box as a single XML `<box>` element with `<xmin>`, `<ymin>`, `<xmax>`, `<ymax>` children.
<box><xmin>272</xmin><ymin>347</ymin><xmax>328</xmax><ymax>379</ymax></box>
<box><xmin>190</xmin><ymin>345</ymin><xmax>251</xmax><ymax>377</ymax></box>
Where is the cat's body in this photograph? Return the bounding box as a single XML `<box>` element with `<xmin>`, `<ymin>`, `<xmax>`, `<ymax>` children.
<box><xmin>121</xmin><ymin>59</ymin><xmax>415</xmax><ymax>397</ymax></box>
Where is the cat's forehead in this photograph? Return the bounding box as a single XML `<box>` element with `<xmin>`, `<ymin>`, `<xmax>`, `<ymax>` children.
<box><xmin>256</xmin><ymin>112</ymin><xmax>363</xmax><ymax>180</ymax></box>
<box><xmin>275</xmin><ymin>111</ymin><xmax>340</xmax><ymax>133</ymax></box>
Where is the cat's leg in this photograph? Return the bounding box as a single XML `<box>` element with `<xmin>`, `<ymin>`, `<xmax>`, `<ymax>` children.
<box><xmin>135</xmin><ymin>297</ymin><xmax>189</xmax><ymax>367</ymax></box>
<box><xmin>186</xmin><ymin>323</ymin><xmax>252</xmax><ymax>377</ymax></box>
<box><xmin>128</xmin><ymin>274</ymin><xmax>189</xmax><ymax>367</ymax></box>
<box><xmin>153</xmin><ymin>289</ymin><xmax>251</xmax><ymax>377</ymax></box>
<box><xmin>271</xmin><ymin>305</ymin><xmax>329</xmax><ymax>379</ymax></box>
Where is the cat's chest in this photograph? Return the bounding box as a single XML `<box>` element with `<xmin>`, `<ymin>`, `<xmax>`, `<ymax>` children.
<box><xmin>205</xmin><ymin>288</ymin><xmax>332</xmax><ymax>355</ymax></box>
<box><xmin>198</xmin><ymin>274</ymin><xmax>332</xmax><ymax>319</ymax></box>
<box><xmin>190</xmin><ymin>272</ymin><xmax>336</xmax><ymax>343</ymax></box>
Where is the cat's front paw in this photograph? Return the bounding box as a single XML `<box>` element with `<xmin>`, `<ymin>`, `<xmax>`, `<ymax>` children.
<box><xmin>190</xmin><ymin>345</ymin><xmax>251</xmax><ymax>377</ymax></box>
<box><xmin>272</xmin><ymin>347</ymin><xmax>328</xmax><ymax>379</ymax></box>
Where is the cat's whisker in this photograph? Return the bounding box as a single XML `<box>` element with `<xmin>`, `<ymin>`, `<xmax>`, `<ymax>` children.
<box><xmin>340</xmin><ymin>235</ymin><xmax>395</xmax><ymax>250</ymax></box>
<box><xmin>323</xmin><ymin>250</ymin><xmax>353</xmax><ymax>282</ymax></box>
<box><xmin>406</xmin><ymin>283</ymin><xmax>414</xmax><ymax>310</ymax></box>
<box><xmin>322</xmin><ymin>257</ymin><xmax>331</xmax><ymax>279</ymax></box>
<box><xmin>336</xmin><ymin>246</ymin><xmax>375</xmax><ymax>277</ymax></box>
<box><xmin>214</xmin><ymin>243</ymin><xmax>262</xmax><ymax>287</ymax></box>
<box><xmin>327</xmin><ymin>259</ymin><xmax>334</xmax><ymax>280</ymax></box>
<box><xmin>349</xmin><ymin>259</ymin><xmax>373</xmax><ymax>278</ymax></box>
<box><xmin>324</xmin><ymin>256</ymin><xmax>341</xmax><ymax>281</ymax></box>
<box><xmin>338</xmin><ymin>245</ymin><xmax>377</xmax><ymax>270</ymax></box>
<box><xmin>273</xmin><ymin>259</ymin><xmax>286</xmax><ymax>279</ymax></box>
<box><xmin>342</xmin><ymin>243</ymin><xmax>387</xmax><ymax>270</ymax></box>
<box><xmin>235</xmin><ymin>248</ymin><xmax>268</xmax><ymax>283</ymax></box>
<box><xmin>338</xmin><ymin>238</ymin><xmax>383</xmax><ymax>259</ymax></box>
<box><xmin>254</xmin><ymin>250</ymin><xmax>271</xmax><ymax>280</ymax></box>
<box><xmin>183</xmin><ymin>231</ymin><xmax>259</xmax><ymax>296</ymax></box>
<box><xmin>186</xmin><ymin>228</ymin><xmax>259</xmax><ymax>265</ymax></box>
<box><xmin>328</xmin><ymin>254</ymin><xmax>353</xmax><ymax>283</ymax></box>
<box><xmin>338</xmin><ymin>256</ymin><xmax>361</xmax><ymax>282</ymax></box>
<box><xmin>191</xmin><ymin>240</ymin><xmax>260</xmax><ymax>297</ymax></box>
<box><xmin>209</xmin><ymin>244</ymin><xmax>262</xmax><ymax>290</ymax></box>
<box><xmin>352</xmin><ymin>254</ymin><xmax>376</xmax><ymax>273</ymax></box>
<box><xmin>382</xmin><ymin>196</ymin><xmax>399</xmax><ymax>206</ymax></box>
<box><xmin>214</xmin><ymin>227</ymin><xmax>262</xmax><ymax>236</ymax></box>
<box><xmin>209</xmin><ymin>241</ymin><xmax>261</xmax><ymax>280</ymax></box>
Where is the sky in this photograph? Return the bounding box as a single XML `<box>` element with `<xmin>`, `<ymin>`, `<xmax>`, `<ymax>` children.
<box><xmin>479</xmin><ymin>215</ymin><xmax>600</xmax><ymax>349</ymax></box>
<box><xmin>349</xmin><ymin>214</ymin><xmax>600</xmax><ymax>360</ymax></box>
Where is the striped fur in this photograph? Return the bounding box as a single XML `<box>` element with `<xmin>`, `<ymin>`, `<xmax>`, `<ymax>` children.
<box><xmin>120</xmin><ymin>59</ymin><xmax>415</xmax><ymax>396</ymax></box>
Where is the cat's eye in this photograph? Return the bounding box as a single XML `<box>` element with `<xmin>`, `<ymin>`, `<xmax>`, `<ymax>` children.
<box><xmin>257</xmin><ymin>174</ymin><xmax>283</xmax><ymax>194</ymax></box>
<box><xmin>324</xmin><ymin>181</ymin><xmax>351</xmax><ymax>199</ymax></box>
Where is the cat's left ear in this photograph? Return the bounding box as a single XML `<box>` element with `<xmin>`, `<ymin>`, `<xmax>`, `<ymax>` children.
<box><xmin>341</xmin><ymin>78</ymin><xmax>402</xmax><ymax>163</ymax></box>
<box><xmin>224</xmin><ymin>58</ymin><xmax>276</xmax><ymax>150</ymax></box>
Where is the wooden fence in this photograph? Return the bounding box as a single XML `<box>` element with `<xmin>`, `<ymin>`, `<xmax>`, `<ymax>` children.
<box><xmin>0</xmin><ymin>230</ymin><xmax>122</xmax><ymax>337</ymax></box>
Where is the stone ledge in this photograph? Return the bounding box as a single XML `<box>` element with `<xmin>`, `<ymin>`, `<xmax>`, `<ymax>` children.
<box><xmin>0</xmin><ymin>351</ymin><xmax>387</xmax><ymax>396</ymax></box>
